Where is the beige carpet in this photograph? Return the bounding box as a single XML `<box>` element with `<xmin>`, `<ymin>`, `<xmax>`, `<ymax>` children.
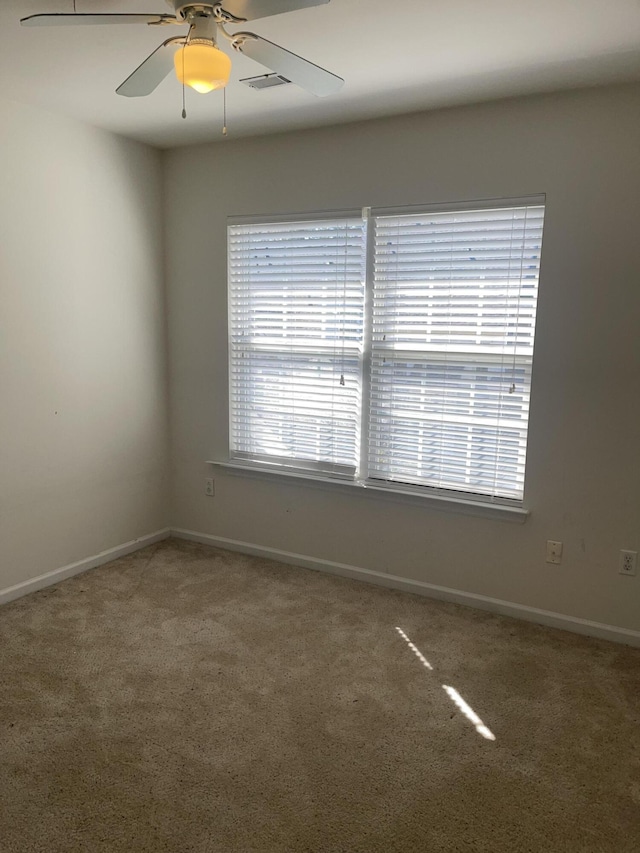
<box><xmin>1</xmin><ymin>538</ymin><xmax>639</xmax><ymax>852</ymax></box>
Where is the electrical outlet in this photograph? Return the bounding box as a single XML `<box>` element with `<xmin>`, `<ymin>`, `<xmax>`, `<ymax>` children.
<box><xmin>205</xmin><ymin>478</ymin><xmax>215</xmax><ymax>497</ymax></box>
<box><xmin>546</xmin><ymin>540</ymin><xmax>563</xmax><ymax>564</ymax></box>
<box><xmin>619</xmin><ymin>550</ymin><xmax>637</xmax><ymax>577</ymax></box>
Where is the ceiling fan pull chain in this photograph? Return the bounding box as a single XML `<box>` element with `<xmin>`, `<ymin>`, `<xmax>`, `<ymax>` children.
<box><xmin>181</xmin><ymin>46</ymin><xmax>187</xmax><ymax>118</ymax></box>
<box><xmin>223</xmin><ymin>86</ymin><xmax>228</xmax><ymax>137</ymax></box>
<box><xmin>180</xmin><ymin>23</ymin><xmax>197</xmax><ymax>119</ymax></box>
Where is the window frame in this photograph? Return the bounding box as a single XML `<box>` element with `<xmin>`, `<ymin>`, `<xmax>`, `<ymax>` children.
<box><xmin>223</xmin><ymin>196</ymin><xmax>545</xmax><ymax>519</ymax></box>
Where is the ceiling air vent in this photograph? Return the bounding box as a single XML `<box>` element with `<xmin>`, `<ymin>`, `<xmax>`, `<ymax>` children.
<box><xmin>240</xmin><ymin>73</ymin><xmax>291</xmax><ymax>90</ymax></box>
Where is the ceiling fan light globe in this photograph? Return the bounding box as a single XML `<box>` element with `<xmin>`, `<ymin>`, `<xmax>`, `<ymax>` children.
<box><xmin>190</xmin><ymin>81</ymin><xmax>217</xmax><ymax>94</ymax></box>
<box><xmin>174</xmin><ymin>44</ymin><xmax>231</xmax><ymax>94</ymax></box>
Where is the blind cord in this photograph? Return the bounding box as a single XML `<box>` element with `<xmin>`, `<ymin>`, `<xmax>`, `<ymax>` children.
<box><xmin>435</xmin><ymin>213</ymin><xmax>455</xmax><ymax>493</ymax></box>
<box><xmin>489</xmin><ymin>209</ymin><xmax>519</xmax><ymax>499</ymax></box>
<box><xmin>510</xmin><ymin>206</ymin><xmax>530</xmax><ymax>393</ymax></box>
<box><xmin>339</xmin><ymin>220</ymin><xmax>349</xmax><ymax>386</ymax></box>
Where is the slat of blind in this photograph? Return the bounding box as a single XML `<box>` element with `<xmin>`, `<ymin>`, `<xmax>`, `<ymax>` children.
<box><xmin>228</xmin><ymin>216</ymin><xmax>366</xmax><ymax>474</ymax></box>
<box><xmin>368</xmin><ymin>203</ymin><xmax>544</xmax><ymax>500</ymax></box>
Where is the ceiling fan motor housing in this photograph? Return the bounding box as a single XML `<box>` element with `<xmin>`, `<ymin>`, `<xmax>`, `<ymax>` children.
<box><xmin>167</xmin><ymin>1</ymin><xmax>221</xmax><ymax>19</ymax></box>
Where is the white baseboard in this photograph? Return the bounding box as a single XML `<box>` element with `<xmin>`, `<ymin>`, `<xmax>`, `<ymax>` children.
<box><xmin>172</xmin><ymin>528</ymin><xmax>640</xmax><ymax>648</ymax></box>
<box><xmin>0</xmin><ymin>528</ymin><xmax>171</xmax><ymax>607</ymax></box>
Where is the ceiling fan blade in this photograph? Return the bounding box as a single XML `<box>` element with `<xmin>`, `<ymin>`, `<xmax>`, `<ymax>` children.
<box><xmin>117</xmin><ymin>39</ymin><xmax>183</xmax><ymax>98</ymax></box>
<box><xmin>20</xmin><ymin>13</ymin><xmax>176</xmax><ymax>28</ymax></box>
<box><xmin>220</xmin><ymin>0</ymin><xmax>329</xmax><ymax>22</ymax></box>
<box><xmin>233</xmin><ymin>33</ymin><xmax>343</xmax><ymax>96</ymax></box>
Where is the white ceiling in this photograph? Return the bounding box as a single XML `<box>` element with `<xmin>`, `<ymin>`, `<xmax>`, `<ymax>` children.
<box><xmin>3</xmin><ymin>0</ymin><xmax>640</xmax><ymax>148</ymax></box>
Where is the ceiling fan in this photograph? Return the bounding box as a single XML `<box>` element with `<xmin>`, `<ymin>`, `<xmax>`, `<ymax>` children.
<box><xmin>20</xmin><ymin>1</ymin><xmax>344</xmax><ymax>99</ymax></box>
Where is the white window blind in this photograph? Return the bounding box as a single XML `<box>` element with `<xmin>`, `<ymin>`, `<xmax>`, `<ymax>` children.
<box><xmin>228</xmin><ymin>215</ymin><xmax>366</xmax><ymax>476</ymax></box>
<box><xmin>368</xmin><ymin>203</ymin><xmax>545</xmax><ymax>500</ymax></box>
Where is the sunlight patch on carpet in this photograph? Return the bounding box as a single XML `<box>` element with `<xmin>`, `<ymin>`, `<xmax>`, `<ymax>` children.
<box><xmin>395</xmin><ymin>626</ymin><xmax>496</xmax><ymax>741</ymax></box>
<box><xmin>395</xmin><ymin>626</ymin><xmax>433</xmax><ymax>670</ymax></box>
<box><xmin>442</xmin><ymin>685</ymin><xmax>496</xmax><ymax>741</ymax></box>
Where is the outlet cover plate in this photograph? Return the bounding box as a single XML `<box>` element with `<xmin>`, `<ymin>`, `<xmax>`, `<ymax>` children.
<box><xmin>619</xmin><ymin>550</ymin><xmax>637</xmax><ymax>576</ymax></box>
<box><xmin>546</xmin><ymin>540</ymin><xmax>563</xmax><ymax>564</ymax></box>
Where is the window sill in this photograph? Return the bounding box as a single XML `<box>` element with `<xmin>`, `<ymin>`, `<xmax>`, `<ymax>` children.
<box><xmin>207</xmin><ymin>460</ymin><xmax>529</xmax><ymax>524</ymax></box>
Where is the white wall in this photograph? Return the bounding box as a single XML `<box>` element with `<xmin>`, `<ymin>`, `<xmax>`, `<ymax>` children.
<box><xmin>165</xmin><ymin>83</ymin><xmax>640</xmax><ymax>634</ymax></box>
<box><xmin>0</xmin><ymin>98</ymin><xmax>169</xmax><ymax>591</ymax></box>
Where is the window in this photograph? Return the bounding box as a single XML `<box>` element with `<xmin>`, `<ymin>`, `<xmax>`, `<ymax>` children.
<box><xmin>228</xmin><ymin>198</ymin><xmax>545</xmax><ymax>505</ymax></box>
<box><xmin>228</xmin><ymin>214</ymin><xmax>366</xmax><ymax>478</ymax></box>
